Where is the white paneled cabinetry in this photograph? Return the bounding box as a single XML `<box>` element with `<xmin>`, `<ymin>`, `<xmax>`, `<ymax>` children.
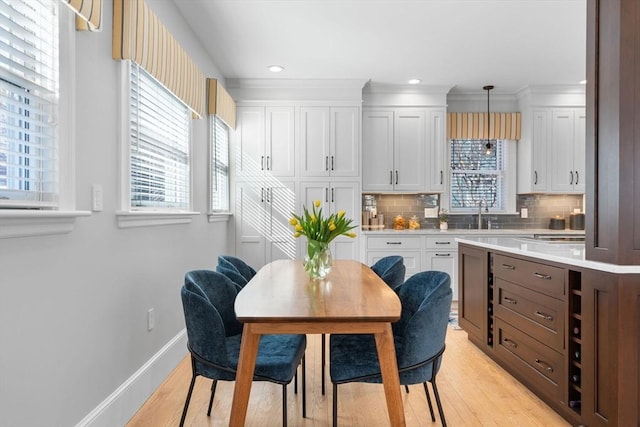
<box><xmin>424</xmin><ymin>236</ymin><xmax>458</xmax><ymax>301</ymax></box>
<box><xmin>549</xmin><ymin>108</ymin><xmax>585</xmax><ymax>193</ymax></box>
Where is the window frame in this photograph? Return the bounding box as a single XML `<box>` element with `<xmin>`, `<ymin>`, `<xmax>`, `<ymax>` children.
<box><xmin>209</xmin><ymin>114</ymin><xmax>230</xmax><ymax>215</ymax></box>
<box><xmin>0</xmin><ymin>2</ymin><xmax>90</xmax><ymax>239</ymax></box>
<box><xmin>116</xmin><ymin>61</ymin><xmax>198</xmax><ymax>228</ymax></box>
<box><xmin>446</xmin><ymin>139</ymin><xmax>517</xmax><ymax>214</ymax></box>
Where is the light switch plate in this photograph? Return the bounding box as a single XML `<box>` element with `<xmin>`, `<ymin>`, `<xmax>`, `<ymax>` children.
<box><xmin>424</xmin><ymin>207</ymin><xmax>438</xmax><ymax>218</ymax></box>
<box><xmin>92</xmin><ymin>184</ymin><xmax>103</xmax><ymax>212</ymax></box>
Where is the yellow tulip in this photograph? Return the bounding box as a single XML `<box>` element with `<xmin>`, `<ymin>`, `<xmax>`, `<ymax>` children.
<box><xmin>314</xmin><ymin>200</ymin><xmax>321</xmax><ymax>208</ymax></box>
<box><xmin>338</xmin><ymin>210</ymin><xmax>345</xmax><ymax>217</ymax></box>
<box><xmin>347</xmin><ymin>232</ymin><xmax>356</xmax><ymax>238</ymax></box>
<box><xmin>295</xmin><ymin>224</ymin><xmax>303</xmax><ymax>232</ymax></box>
<box><xmin>329</xmin><ymin>222</ymin><xmax>336</xmax><ymax>231</ymax></box>
<box><xmin>289</xmin><ymin>218</ymin><xmax>298</xmax><ymax>226</ymax></box>
<box><xmin>311</xmin><ymin>214</ymin><xmax>316</xmax><ymax>222</ymax></box>
<box><xmin>293</xmin><ymin>232</ymin><xmax>301</xmax><ymax>238</ymax></box>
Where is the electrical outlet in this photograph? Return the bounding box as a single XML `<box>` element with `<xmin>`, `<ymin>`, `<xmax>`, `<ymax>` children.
<box><xmin>92</xmin><ymin>184</ymin><xmax>103</xmax><ymax>212</ymax></box>
<box><xmin>147</xmin><ymin>308</ymin><xmax>155</xmax><ymax>331</ymax></box>
<box><xmin>520</xmin><ymin>208</ymin><xmax>528</xmax><ymax>218</ymax></box>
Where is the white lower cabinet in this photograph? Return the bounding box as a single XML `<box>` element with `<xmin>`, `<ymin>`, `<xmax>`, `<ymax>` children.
<box><xmin>424</xmin><ymin>236</ymin><xmax>459</xmax><ymax>301</ymax></box>
<box><xmin>365</xmin><ymin>235</ymin><xmax>423</xmax><ymax>279</ymax></box>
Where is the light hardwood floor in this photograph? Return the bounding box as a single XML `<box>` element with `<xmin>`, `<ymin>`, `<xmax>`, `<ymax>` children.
<box><xmin>127</xmin><ymin>328</ymin><xmax>570</xmax><ymax>426</ymax></box>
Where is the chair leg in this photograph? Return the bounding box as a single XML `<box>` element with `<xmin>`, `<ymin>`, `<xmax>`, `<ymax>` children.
<box><xmin>404</xmin><ymin>384</ymin><xmax>410</xmax><ymax>393</ymax></box>
<box><xmin>206</xmin><ymin>379</ymin><xmax>217</xmax><ymax>416</ymax></box>
<box><xmin>179</xmin><ymin>374</ymin><xmax>197</xmax><ymax>427</ymax></box>
<box><xmin>332</xmin><ymin>383</ymin><xmax>338</xmax><ymax>427</ymax></box>
<box><xmin>422</xmin><ymin>382</ymin><xmax>436</xmax><ymax>422</ymax></box>
<box><xmin>302</xmin><ymin>354</ymin><xmax>307</xmax><ymax>418</ymax></box>
<box><xmin>282</xmin><ymin>384</ymin><xmax>288</xmax><ymax>427</ymax></box>
<box><xmin>322</xmin><ymin>333</ymin><xmax>326</xmax><ymax>395</ymax></box>
<box><xmin>431</xmin><ymin>379</ymin><xmax>447</xmax><ymax>427</ymax></box>
<box><xmin>294</xmin><ymin>370</ymin><xmax>298</xmax><ymax>394</ymax></box>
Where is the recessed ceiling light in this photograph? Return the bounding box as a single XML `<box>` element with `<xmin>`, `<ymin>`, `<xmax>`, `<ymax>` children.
<box><xmin>408</xmin><ymin>79</ymin><xmax>421</xmax><ymax>85</ymax></box>
<box><xmin>579</xmin><ymin>80</ymin><xmax>587</xmax><ymax>84</ymax></box>
<box><xmin>268</xmin><ymin>65</ymin><xmax>284</xmax><ymax>73</ymax></box>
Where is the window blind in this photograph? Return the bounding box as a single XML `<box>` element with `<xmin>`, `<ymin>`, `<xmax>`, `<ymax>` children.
<box><xmin>0</xmin><ymin>0</ymin><xmax>59</xmax><ymax>208</ymax></box>
<box><xmin>211</xmin><ymin>116</ymin><xmax>229</xmax><ymax>211</ymax></box>
<box><xmin>130</xmin><ymin>63</ymin><xmax>190</xmax><ymax>210</ymax></box>
<box><xmin>450</xmin><ymin>140</ymin><xmax>505</xmax><ymax>210</ymax></box>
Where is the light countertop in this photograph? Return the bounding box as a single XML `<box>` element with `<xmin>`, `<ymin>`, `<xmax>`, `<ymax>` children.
<box><xmin>456</xmin><ymin>236</ymin><xmax>640</xmax><ymax>274</ymax></box>
<box><xmin>362</xmin><ymin>228</ymin><xmax>585</xmax><ymax>236</ymax></box>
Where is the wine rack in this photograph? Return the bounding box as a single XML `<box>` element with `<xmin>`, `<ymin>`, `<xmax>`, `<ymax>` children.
<box><xmin>568</xmin><ymin>270</ymin><xmax>582</xmax><ymax>414</ymax></box>
<box><xmin>487</xmin><ymin>254</ymin><xmax>495</xmax><ymax>347</ymax></box>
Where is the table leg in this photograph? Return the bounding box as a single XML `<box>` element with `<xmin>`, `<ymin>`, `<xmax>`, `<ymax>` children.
<box><xmin>230</xmin><ymin>325</ymin><xmax>260</xmax><ymax>427</ymax></box>
<box><xmin>374</xmin><ymin>323</ymin><xmax>406</xmax><ymax>427</ymax></box>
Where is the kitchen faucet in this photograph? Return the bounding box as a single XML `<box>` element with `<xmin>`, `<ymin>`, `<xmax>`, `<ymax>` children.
<box><xmin>478</xmin><ymin>200</ymin><xmax>488</xmax><ymax>229</ymax></box>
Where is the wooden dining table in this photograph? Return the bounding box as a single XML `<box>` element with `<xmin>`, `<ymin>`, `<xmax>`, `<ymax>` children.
<box><xmin>230</xmin><ymin>259</ymin><xmax>405</xmax><ymax>426</ymax></box>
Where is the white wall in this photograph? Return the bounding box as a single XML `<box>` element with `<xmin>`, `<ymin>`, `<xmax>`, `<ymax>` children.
<box><xmin>0</xmin><ymin>1</ymin><xmax>230</xmax><ymax>426</ymax></box>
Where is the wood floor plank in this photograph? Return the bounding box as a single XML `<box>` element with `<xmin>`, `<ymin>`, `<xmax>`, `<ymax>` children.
<box><xmin>127</xmin><ymin>330</ymin><xmax>570</xmax><ymax>426</ymax></box>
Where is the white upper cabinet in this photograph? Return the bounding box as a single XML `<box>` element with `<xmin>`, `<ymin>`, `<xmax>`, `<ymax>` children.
<box><xmin>300</xmin><ymin>106</ymin><xmax>359</xmax><ymax>177</ymax></box>
<box><xmin>550</xmin><ymin>108</ymin><xmax>585</xmax><ymax>193</ymax></box>
<box><xmin>426</xmin><ymin>109</ymin><xmax>447</xmax><ymax>192</ymax></box>
<box><xmin>362</xmin><ymin>109</ymin><xmax>426</xmax><ymax>192</ymax></box>
<box><xmin>235</xmin><ymin>106</ymin><xmax>295</xmax><ymax>178</ymax></box>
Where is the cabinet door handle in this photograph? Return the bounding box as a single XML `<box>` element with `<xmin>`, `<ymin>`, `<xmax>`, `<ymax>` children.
<box><xmin>501</xmin><ymin>264</ymin><xmax>516</xmax><ymax>270</ymax></box>
<box><xmin>325</xmin><ymin>156</ymin><xmax>329</xmax><ymax>171</ymax></box>
<box><xmin>435</xmin><ymin>253</ymin><xmax>451</xmax><ymax>257</ymax></box>
<box><xmin>533</xmin><ymin>272</ymin><xmax>552</xmax><ymax>280</ymax></box>
<box><xmin>261</xmin><ymin>156</ymin><xmax>265</xmax><ymax>171</ymax></box>
<box><xmin>534</xmin><ymin>170</ymin><xmax>538</xmax><ymax>185</ymax></box>
<box><xmin>386</xmin><ymin>242</ymin><xmax>402</xmax><ymax>245</ymax></box>
<box><xmin>435</xmin><ymin>241</ymin><xmax>451</xmax><ymax>245</ymax></box>
<box><xmin>389</xmin><ymin>171</ymin><xmax>393</xmax><ymax>185</ymax></box>
<box><xmin>266</xmin><ymin>156</ymin><xmax>270</xmax><ymax>170</ymax></box>
<box><xmin>570</xmin><ymin>171</ymin><xmax>574</xmax><ymax>185</ymax></box>
<box><xmin>503</xmin><ymin>296</ymin><xmax>518</xmax><ymax>305</ymax></box>
<box><xmin>265</xmin><ymin>187</ymin><xmax>271</xmax><ymax>203</ymax></box>
<box><xmin>575</xmin><ymin>170</ymin><xmax>579</xmax><ymax>185</ymax></box>
<box><xmin>331</xmin><ymin>188</ymin><xmax>334</xmax><ymax>203</ymax></box>
<box><xmin>261</xmin><ymin>187</ymin><xmax>264</xmax><ymax>203</ymax></box>
<box><xmin>395</xmin><ymin>170</ymin><xmax>399</xmax><ymax>185</ymax></box>
<box><xmin>504</xmin><ymin>338</ymin><xmax>518</xmax><ymax>349</ymax></box>
<box><xmin>440</xmin><ymin>170</ymin><xmax>443</xmax><ymax>185</ymax></box>
<box><xmin>331</xmin><ymin>156</ymin><xmax>334</xmax><ymax>171</ymax></box>
<box><xmin>534</xmin><ymin>311</ymin><xmax>554</xmax><ymax>321</ymax></box>
<box><xmin>534</xmin><ymin>358</ymin><xmax>554</xmax><ymax>373</ymax></box>
<box><xmin>325</xmin><ymin>188</ymin><xmax>329</xmax><ymax>203</ymax></box>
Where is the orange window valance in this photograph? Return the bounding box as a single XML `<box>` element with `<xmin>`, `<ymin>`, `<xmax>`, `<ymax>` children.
<box><xmin>61</xmin><ymin>0</ymin><xmax>102</xmax><ymax>31</ymax></box>
<box><xmin>447</xmin><ymin>112</ymin><xmax>521</xmax><ymax>140</ymax></box>
<box><xmin>112</xmin><ymin>0</ymin><xmax>206</xmax><ymax>118</ymax></box>
<box><xmin>207</xmin><ymin>79</ymin><xmax>236</xmax><ymax>129</ymax></box>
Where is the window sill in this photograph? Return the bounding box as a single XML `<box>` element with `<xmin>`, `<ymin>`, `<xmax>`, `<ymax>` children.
<box><xmin>208</xmin><ymin>212</ymin><xmax>232</xmax><ymax>223</ymax></box>
<box><xmin>116</xmin><ymin>211</ymin><xmax>200</xmax><ymax>228</ymax></box>
<box><xmin>0</xmin><ymin>210</ymin><xmax>92</xmax><ymax>239</ymax></box>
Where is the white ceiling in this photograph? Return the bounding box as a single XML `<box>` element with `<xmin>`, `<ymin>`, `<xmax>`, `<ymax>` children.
<box><xmin>173</xmin><ymin>0</ymin><xmax>586</xmax><ymax>94</ymax></box>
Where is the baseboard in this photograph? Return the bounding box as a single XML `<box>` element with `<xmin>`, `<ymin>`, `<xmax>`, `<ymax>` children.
<box><xmin>75</xmin><ymin>329</ymin><xmax>187</xmax><ymax>427</ymax></box>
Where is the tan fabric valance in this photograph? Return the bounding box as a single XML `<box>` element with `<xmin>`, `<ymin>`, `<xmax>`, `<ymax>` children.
<box><xmin>207</xmin><ymin>79</ymin><xmax>236</xmax><ymax>129</ymax></box>
<box><xmin>61</xmin><ymin>0</ymin><xmax>102</xmax><ymax>31</ymax></box>
<box><xmin>447</xmin><ymin>112</ymin><xmax>521</xmax><ymax>140</ymax></box>
<box><xmin>112</xmin><ymin>0</ymin><xmax>206</xmax><ymax>118</ymax></box>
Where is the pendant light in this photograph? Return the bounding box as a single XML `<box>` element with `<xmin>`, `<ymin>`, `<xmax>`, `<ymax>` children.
<box><xmin>483</xmin><ymin>85</ymin><xmax>494</xmax><ymax>156</ymax></box>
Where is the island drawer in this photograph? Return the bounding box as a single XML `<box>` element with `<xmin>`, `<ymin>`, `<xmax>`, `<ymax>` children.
<box><xmin>494</xmin><ymin>278</ymin><xmax>565</xmax><ymax>351</ymax></box>
<box><xmin>495</xmin><ymin>318</ymin><xmax>563</xmax><ymax>402</ymax></box>
<box><xmin>493</xmin><ymin>253</ymin><xmax>565</xmax><ymax>299</ymax></box>
<box><xmin>425</xmin><ymin>236</ymin><xmax>458</xmax><ymax>249</ymax></box>
<box><xmin>367</xmin><ymin>236</ymin><xmax>422</xmax><ymax>250</ymax></box>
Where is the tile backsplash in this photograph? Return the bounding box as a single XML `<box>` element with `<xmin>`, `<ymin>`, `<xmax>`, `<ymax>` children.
<box><xmin>363</xmin><ymin>193</ymin><xmax>584</xmax><ymax>230</ymax></box>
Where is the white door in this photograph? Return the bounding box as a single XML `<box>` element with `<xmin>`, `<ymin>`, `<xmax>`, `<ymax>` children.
<box><xmin>573</xmin><ymin>108</ymin><xmax>586</xmax><ymax>192</ymax></box>
<box><xmin>531</xmin><ymin>110</ymin><xmax>550</xmax><ymax>191</ymax></box>
<box><xmin>330</xmin><ymin>182</ymin><xmax>360</xmax><ymax>260</ymax></box>
<box><xmin>550</xmin><ymin>109</ymin><xmax>575</xmax><ymax>192</ymax></box>
<box><xmin>427</xmin><ymin>109</ymin><xmax>446</xmax><ymax>192</ymax></box>
<box><xmin>266</xmin><ymin>106</ymin><xmax>296</xmax><ymax>177</ymax></box>
<box><xmin>265</xmin><ymin>181</ymin><xmax>297</xmax><ymax>262</ymax></box>
<box><xmin>425</xmin><ymin>251</ymin><xmax>458</xmax><ymax>301</ymax></box>
<box><xmin>394</xmin><ymin>110</ymin><xmax>426</xmax><ymax>191</ymax></box>
<box><xmin>363</xmin><ymin>111</ymin><xmax>394</xmax><ymax>191</ymax></box>
<box><xmin>331</xmin><ymin>107</ymin><xmax>359</xmax><ymax>177</ymax></box>
<box><xmin>235</xmin><ymin>182</ymin><xmax>267</xmax><ymax>269</ymax></box>
<box><xmin>300</xmin><ymin>107</ymin><xmax>330</xmax><ymax>177</ymax></box>
<box><xmin>235</xmin><ymin>107</ymin><xmax>265</xmax><ymax>178</ymax></box>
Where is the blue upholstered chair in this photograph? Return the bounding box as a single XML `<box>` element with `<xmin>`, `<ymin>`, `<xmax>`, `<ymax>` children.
<box><xmin>330</xmin><ymin>271</ymin><xmax>452</xmax><ymax>427</ymax></box>
<box><xmin>371</xmin><ymin>255</ymin><xmax>406</xmax><ymax>290</ymax></box>
<box><xmin>180</xmin><ymin>270</ymin><xmax>306</xmax><ymax>426</ymax></box>
<box><xmin>215</xmin><ymin>261</ymin><xmax>248</xmax><ymax>288</ymax></box>
<box><xmin>319</xmin><ymin>256</ymin><xmax>407</xmax><ymax>395</ymax></box>
<box><xmin>218</xmin><ymin>255</ymin><xmax>257</xmax><ymax>282</ymax></box>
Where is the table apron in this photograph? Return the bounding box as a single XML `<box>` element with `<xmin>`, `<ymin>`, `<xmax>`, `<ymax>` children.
<box><xmin>246</xmin><ymin>321</ymin><xmax>391</xmax><ymax>335</ymax></box>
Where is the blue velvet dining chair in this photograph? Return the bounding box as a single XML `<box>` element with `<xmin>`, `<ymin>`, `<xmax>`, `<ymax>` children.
<box><xmin>215</xmin><ymin>260</ymin><xmax>248</xmax><ymax>289</ymax></box>
<box><xmin>319</xmin><ymin>255</ymin><xmax>406</xmax><ymax>395</ymax></box>
<box><xmin>330</xmin><ymin>271</ymin><xmax>452</xmax><ymax>427</ymax></box>
<box><xmin>218</xmin><ymin>255</ymin><xmax>257</xmax><ymax>282</ymax></box>
<box><xmin>180</xmin><ymin>269</ymin><xmax>306</xmax><ymax>426</ymax></box>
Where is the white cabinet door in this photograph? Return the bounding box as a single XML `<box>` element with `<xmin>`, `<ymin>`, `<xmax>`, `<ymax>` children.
<box><xmin>394</xmin><ymin>110</ymin><xmax>426</xmax><ymax>191</ymax></box>
<box><xmin>531</xmin><ymin>110</ymin><xmax>550</xmax><ymax>191</ymax></box>
<box><xmin>331</xmin><ymin>107</ymin><xmax>359</xmax><ymax>177</ymax></box>
<box><xmin>300</xmin><ymin>107</ymin><xmax>330</xmax><ymax>177</ymax></box>
<box><xmin>363</xmin><ymin>111</ymin><xmax>394</xmax><ymax>191</ymax></box>
<box><xmin>425</xmin><ymin>250</ymin><xmax>458</xmax><ymax>301</ymax></box>
<box><xmin>550</xmin><ymin>108</ymin><xmax>584</xmax><ymax>193</ymax></box>
<box><xmin>426</xmin><ymin>109</ymin><xmax>446</xmax><ymax>192</ymax></box>
<box><xmin>573</xmin><ymin>109</ymin><xmax>586</xmax><ymax>192</ymax></box>
<box><xmin>235</xmin><ymin>107</ymin><xmax>265</xmax><ymax>178</ymax></box>
<box><xmin>265</xmin><ymin>181</ymin><xmax>297</xmax><ymax>262</ymax></box>
<box><xmin>235</xmin><ymin>182</ymin><xmax>267</xmax><ymax>269</ymax></box>
<box><xmin>266</xmin><ymin>106</ymin><xmax>296</xmax><ymax>177</ymax></box>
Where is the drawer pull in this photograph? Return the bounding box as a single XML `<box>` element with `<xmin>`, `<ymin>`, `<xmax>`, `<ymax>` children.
<box><xmin>534</xmin><ymin>311</ymin><xmax>554</xmax><ymax>321</ymax></box>
<box><xmin>503</xmin><ymin>338</ymin><xmax>518</xmax><ymax>349</ymax></box>
<box><xmin>533</xmin><ymin>272</ymin><xmax>552</xmax><ymax>280</ymax></box>
<box><xmin>534</xmin><ymin>358</ymin><xmax>554</xmax><ymax>373</ymax></box>
<box><xmin>435</xmin><ymin>253</ymin><xmax>451</xmax><ymax>257</ymax></box>
<box><xmin>435</xmin><ymin>241</ymin><xmax>451</xmax><ymax>245</ymax></box>
<box><xmin>503</xmin><ymin>297</ymin><xmax>518</xmax><ymax>305</ymax></box>
<box><xmin>502</xmin><ymin>264</ymin><xmax>516</xmax><ymax>270</ymax></box>
<box><xmin>386</xmin><ymin>242</ymin><xmax>402</xmax><ymax>245</ymax></box>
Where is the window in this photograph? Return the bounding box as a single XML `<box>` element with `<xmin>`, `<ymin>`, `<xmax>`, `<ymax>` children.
<box><xmin>449</xmin><ymin>139</ymin><xmax>515</xmax><ymax>212</ymax></box>
<box><xmin>128</xmin><ymin>62</ymin><xmax>191</xmax><ymax>210</ymax></box>
<box><xmin>0</xmin><ymin>0</ymin><xmax>59</xmax><ymax>208</ymax></box>
<box><xmin>210</xmin><ymin>115</ymin><xmax>229</xmax><ymax>212</ymax></box>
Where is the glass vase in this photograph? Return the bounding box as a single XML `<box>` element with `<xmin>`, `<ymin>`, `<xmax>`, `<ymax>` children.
<box><xmin>304</xmin><ymin>240</ymin><xmax>332</xmax><ymax>280</ymax></box>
